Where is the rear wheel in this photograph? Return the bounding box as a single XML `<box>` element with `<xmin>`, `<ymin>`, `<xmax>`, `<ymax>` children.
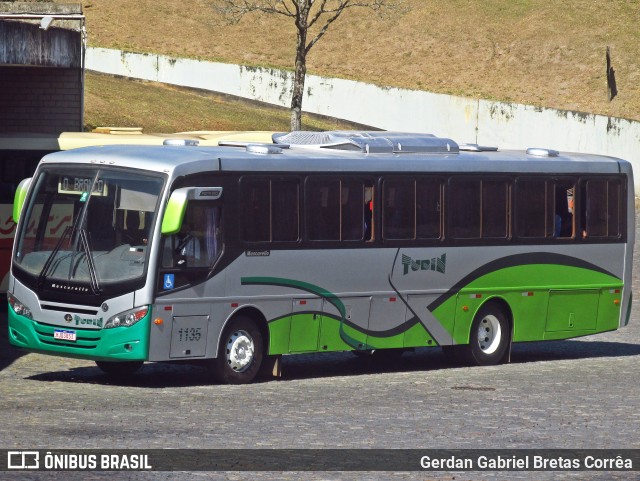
<box><xmin>95</xmin><ymin>360</ymin><xmax>143</xmax><ymax>377</ymax></box>
<box><xmin>211</xmin><ymin>316</ymin><xmax>264</xmax><ymax>384</ymax></box>
<box><xmin>460</xmin><ymin>303</ymin><xmax>510</xmax><ymax>366</ymax></box>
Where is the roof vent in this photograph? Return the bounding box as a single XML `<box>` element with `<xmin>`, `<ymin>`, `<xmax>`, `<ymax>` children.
<box><xmin>163</xmin><ymin>139</ymin><xmax>199</xmax><ymax>147</ymax></box>
<box><xmin>246</xmin><ymin>144</ymin><xmax>283</xmax><ymax>155</ymax></box>
<box><xmin>272</xmin><ymin>131</ymin><xmax>459</xmax><ymax>154</ymax></box>
<box><xmin>526</xmin><ymin>147</ymin><xmax>559</xmax><ymax>157</ymax></box>
<box><xmin>459</xmin><ymin>143</ymin><xmax>499</xmax><ymax>152</ymax></box>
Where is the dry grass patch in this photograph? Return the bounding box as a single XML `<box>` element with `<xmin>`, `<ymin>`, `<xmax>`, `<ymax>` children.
<box><xmin>84</xmin><ymin>72</ymin><xmax>366</xmax><ymax>132</ymax></box>
<box><xmin>50</xmin><ymin>0</ymin><xmax>640</xmax><ymax>121</ymax></box>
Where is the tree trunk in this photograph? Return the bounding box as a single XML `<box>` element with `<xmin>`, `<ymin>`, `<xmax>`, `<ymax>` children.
<box><xmin>290</xmin><ymin>50</ymin><xmax>306</xmax><ymax>131</ymax></box>
<box><xmin>290</xmin><ymin>8</ymin><xmax>308</xmax><ymax>132</ymax></box>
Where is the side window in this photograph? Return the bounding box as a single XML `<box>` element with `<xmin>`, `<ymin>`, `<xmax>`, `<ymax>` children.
<box><xmin>416</xmin><ymin>178</ymin><xmax>442</xmax><ymax>239</ymax></box>
<box><xmin>306</xmin><ymin>178</ymin><xmax>371</xmax><ymax>242</ymax></box>
<box><xmin>162</xmin><ymin>201</ymin><xmax>222</xmax><ymax>268</ymax></box>
<box><xmin>483</xmin><ymin>180</ymin><xmax>509</xmax><ymax>238</ymax></box>
<box><xmin>516</xmin><ymin>177</ymin><xmax>576</xmax><ymax>239</ymax></box>
<box><xmin>307</xmin><ymin>179</ymin><xmax>340</xmax><ymax>241</ymax></box>
<box><xmin>449</xmin><ymin>178</ymin><xmax>508</xmax><ymax>240</ymax></box>
<box><xmin>584</xmin><ymin>179</ymin><xmax>622</xmax><ymax>238</ymax></box>
<box><xmin>516</xmin><ymin>179</ymin><xmax>548</xmax><ymax>238</ymax></box>
<box><xmin>554</xmin><ymin>181</ymin><xmax>575</xmax><ymax>238</ymax></box>
<box><xmin>241</xmin><ymin>178</ymin><xmax>300</xmax><ymax>243</ymax></box>
<box><xmin>383</xmin><ymin>179</ymin><xmax>415</xmax><ymax>240</ymax></box>
<box><xmin>450</xmin><ymin>179</ymin><xmax>481</xmax><ymax>239</ymax></box>
<box><xmin>272</xmin><ymin>180</ymin><xmax>300</xmax><ymax>242</ymax></box>
<box><xmin>241</xmin><ymin>180</ymin><xmax>270</xmax><ymax>242</ymax></box>
<box><xmin>342</xmin><ymin>181</ymin><xmax>365</xmax><ymax>241</ymax></box>
<box><xmin>383</xmin><ymin>177</ymin><xmax>444</xmax><ymax>241</ymax></box>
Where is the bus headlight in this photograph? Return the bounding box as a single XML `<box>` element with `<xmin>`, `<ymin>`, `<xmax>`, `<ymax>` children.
<box><xmin>7</xmin><ymin>293</ymin><xmax>33</xmax><ymax>319</ymax></box>
<box><xmin>104</xmin><ymin>306</ymin><xmax>149</xmax><ymax>329</ymax></box>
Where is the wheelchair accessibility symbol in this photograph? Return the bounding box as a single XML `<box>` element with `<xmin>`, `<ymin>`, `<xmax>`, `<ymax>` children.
<box><xmin>163</xmin><ymin>274</ymin><xmax>175</xmax><ymax>290</ymax></box>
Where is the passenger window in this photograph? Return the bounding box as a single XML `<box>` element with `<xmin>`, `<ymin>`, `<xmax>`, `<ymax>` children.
<box><xmin>342</xmin><ymin>181</ymin><xmax>365</xmax><ymax>241</ymax></box>
<box><xmin>307</xmin><ymin>179</ymin><xmax>340</xmax><ymax>241</ymax></box>
<box><xmin>272</xmin><ymin>180</ymin><xmax>299</xmax><ymax>242</ymax></box>
<box><xmin>483</xmin><ymin>180</ymin><xmax>508</xmax><ymax>238</ymax></box>
<box><xmin>450</xmin><ymin>179</ymin><xmax>481</xmax><ymax>239</ymax></box>
<box><xmin>584</xmin><ymin>179</ymin><xmax>621</xmax><ymax>238</ymax></box>
<box><xmin>449</xmin><ymin>178</ymin><xmax>508</xmax><ymax>240</ymax></box>
<box><xmin>383</xmin><ymin>179</ymin><xmax>415</xmax><ymax>240</ymax></box>
<box><xmin>306</xmin><ymin>178</ymin><xmax>371</xmax><ymax>242</ymax></box>
<box><xmin>241</xmin><ymin>180</ymin><xmax>270</xmax><ymax>242</ymax></box>
<box><xmin>516</xmin><ymin>179</ymin><xmax>548</xmax><ymax>238</ymax></box>
<box><xmin>555</xmin><ymin>182</ymin><xmax>575</xmax><ymax>238</ymax></box>
<box><xmin>416</xmin><ymin>179</ymin><xmax>442</xmax><ymax>239</ymax></box>
<box><xmin>241</xmin><ymin>178</ymin><xmax>300</xmax><ymax>243</ymax></box>
<box><xmin>364</xmin><ymin>185</ymin><xmax>374</xmax><ymax>241</ymax></box>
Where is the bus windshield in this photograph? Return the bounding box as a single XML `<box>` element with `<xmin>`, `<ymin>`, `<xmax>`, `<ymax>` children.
<box><xmin>13</xmin><ymin>167</ymin><xmax>164</xmax><ymax>291</ymax></box>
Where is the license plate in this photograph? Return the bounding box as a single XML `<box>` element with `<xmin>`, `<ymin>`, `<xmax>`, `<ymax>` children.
<box><xmin>54</xmin><ymin>329</ymin><xmax>77</xmax><ymax>342</ymax></box>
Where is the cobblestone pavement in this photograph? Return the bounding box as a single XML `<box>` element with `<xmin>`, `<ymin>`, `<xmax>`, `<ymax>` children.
<box><xmin>1</xmin><ymin>233</ymin><xmax>639</xmax><ymax>481</ymax></box>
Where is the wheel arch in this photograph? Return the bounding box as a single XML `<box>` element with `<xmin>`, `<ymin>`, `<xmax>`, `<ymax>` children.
<box><xmin>480</xmin><ymin>296</ymin><xmax>514</xmax><ymax>334</ymax></box>
<box><xmin>217</xmin><ymin>305</ymin><xmax>269</xmax><ymax>357</ymax></box>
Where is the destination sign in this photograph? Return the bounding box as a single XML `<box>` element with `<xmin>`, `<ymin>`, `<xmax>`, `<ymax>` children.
<box><xmin>58</xmin><ymin>177</ymin><xmax>108</xmax><ymax>196</ymax></box>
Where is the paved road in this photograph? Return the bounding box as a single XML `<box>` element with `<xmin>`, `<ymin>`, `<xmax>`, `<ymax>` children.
<box><xmin>1</xmin><ymin>235</ymin><xmax>639</xmax><ymax>481</ymax></box>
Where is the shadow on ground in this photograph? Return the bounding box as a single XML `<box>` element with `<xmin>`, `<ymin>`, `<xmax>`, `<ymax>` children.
<box><xmin>24</xmin><ymin>337</ymin><xmax>640</xmax><ymax>389</ymax></box>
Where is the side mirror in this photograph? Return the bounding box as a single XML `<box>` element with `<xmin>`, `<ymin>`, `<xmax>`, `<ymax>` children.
<box><xmin>13</xmin><ymin>178</ymin><xmax>32</xmax><ymax>225</ymax></box>
<box><xmin>161</xmin><ymin>188</ymin><xmax>189</xmax><ymax>235</ymax></box>
<box><xmin>161</xmin><ymin>187</ymin><xmax>222</xmax><ymax>235</ymax></box>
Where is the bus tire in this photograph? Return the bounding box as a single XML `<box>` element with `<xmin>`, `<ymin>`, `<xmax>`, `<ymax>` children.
<box><xmin>461</xmin><ymin>303</ymin><xmax>510</xmax><ymax>366</ymax></box>
<box><xmin>95</xmin><ymin>360</ymin><xmax>143</xmax><ymax>377</ymax></box>
<box><xmin>212</xmin><ymin>316</ymin><xmax>264</xmax><ymax>384</ymax></box>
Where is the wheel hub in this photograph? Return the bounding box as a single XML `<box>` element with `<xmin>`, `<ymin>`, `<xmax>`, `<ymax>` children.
<box><xmin>477</xmin><ymin>315</ymin><xmax>502</xmax><ymax>354</ymax></box>
<box><xmin>226</xmin><ymin>330</ymin><xmax>255</xmax><ymax>372</ymax></box>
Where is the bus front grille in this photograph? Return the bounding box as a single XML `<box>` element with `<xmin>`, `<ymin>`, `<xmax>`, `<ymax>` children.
<box><xmin>33</xmin><ymin>321</ymin><xmax>102</xmax><ymax>349</ymax></box>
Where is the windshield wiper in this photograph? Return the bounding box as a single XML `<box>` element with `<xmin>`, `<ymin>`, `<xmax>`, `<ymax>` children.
<box><xmin>37</xmin><ymin>225</ymin><xmax>73</xmax><ymax>288</ymax></box>
<box><xmin>37</xmin><ymin>226</ymin><xmax>101</xmax><ymax>295</ymax></box>
<box><xmin>77</xmin><ymin>228</ymin><xmax>101</xmax><ymax>295</ymax></box>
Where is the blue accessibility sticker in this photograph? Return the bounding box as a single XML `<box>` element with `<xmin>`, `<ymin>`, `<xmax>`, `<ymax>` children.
<box><xmin>163</xmin><ymin>274</ymin><xmax>175</xmax><ymax>290</ymax></box>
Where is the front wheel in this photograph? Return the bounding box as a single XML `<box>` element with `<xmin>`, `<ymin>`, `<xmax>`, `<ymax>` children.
<box><xmin>460</xmin><ymin>303</ymin><xmax>510</xmax><ymax>366</ymax></box>
<box><xmin>211</xmin><ymin>316</ymin><xmax>264</xmax><ymax>384</ymax></box>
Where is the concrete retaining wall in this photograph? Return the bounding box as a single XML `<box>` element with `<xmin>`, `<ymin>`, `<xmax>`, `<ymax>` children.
<box><xmin>86</xmin><ymin>47</ymin><xmax>640</xmax><ymax>189</ymax></box>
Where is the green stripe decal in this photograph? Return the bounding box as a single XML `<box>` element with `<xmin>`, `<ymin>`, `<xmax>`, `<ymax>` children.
<box><xmin>241</xmin><ymin>277</ymin><xmax>363</xmax><ymax>349</ymax></box>
<box><xmin>427</xmin><ymin>252</ymin><xmax>620</xmax><ymax>312</ymax></box>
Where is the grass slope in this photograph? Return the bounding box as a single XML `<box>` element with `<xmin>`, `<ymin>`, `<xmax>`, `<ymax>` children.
<box><xmin>37</xmin><ymin>0</ymin><xmax>638</xmax><ymax>127</ymax></box>
<box><xmin>84</xmin><ymin>72</ymin><xmax>365</xmax><ymax>132</ymax></box>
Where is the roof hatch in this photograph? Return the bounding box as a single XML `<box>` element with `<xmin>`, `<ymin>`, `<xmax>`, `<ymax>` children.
<box><xmin>272</xmin><ymin>131</ymin><xmax>459</xmax><ymax>154</ymax></box>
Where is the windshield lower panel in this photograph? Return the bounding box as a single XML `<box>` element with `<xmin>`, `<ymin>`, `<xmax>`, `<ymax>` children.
<box><xmin>13</xmin><ymin>167</ymin><xmax>165</xmax><ymax>301</ymax></box>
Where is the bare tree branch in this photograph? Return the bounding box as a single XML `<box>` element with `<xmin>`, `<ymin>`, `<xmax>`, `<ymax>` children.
<box><xmin>214</xmin><ymin>0</ymin><xmax>295</xmax><ymax>23</ymax></box>
<box><xmin>211</xmin><ymin>0</ymin><xmax>402</xmax><ymax>129</ymax></box>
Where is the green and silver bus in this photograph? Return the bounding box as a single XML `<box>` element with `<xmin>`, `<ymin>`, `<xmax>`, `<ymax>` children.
<box><xmin>7</xmin><ymin>131</ymin><xmax>634</xmax><ymax>383</ymax></box>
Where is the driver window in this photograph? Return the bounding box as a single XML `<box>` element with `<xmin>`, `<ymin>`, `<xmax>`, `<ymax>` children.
<box><xmin>162</xmin><ymin>201</ymin><xmax>222</xmax><ymax>268</ymax></box>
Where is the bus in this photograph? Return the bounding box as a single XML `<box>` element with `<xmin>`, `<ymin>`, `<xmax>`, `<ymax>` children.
<box><xmin>7</xmin><ymin>131</ymin><xmax>634</xmax><ymax>384</ymax></box>
<box><xmin>0</xmin><ymin>129</ymin><xmax>274</xmax><ymax>293</ymax></box>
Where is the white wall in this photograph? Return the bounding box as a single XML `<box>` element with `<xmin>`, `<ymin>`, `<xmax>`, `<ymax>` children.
<box><xmin>86</xmin><ymin>47</ymin><xmax>640</xmax><ymax>189</ymax></box>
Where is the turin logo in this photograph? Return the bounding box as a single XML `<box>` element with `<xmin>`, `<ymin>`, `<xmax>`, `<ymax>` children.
<box><xmin>402</xmin><ymin>253</ymin><xmax>446</xmax><ymax>275</ymax></box>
